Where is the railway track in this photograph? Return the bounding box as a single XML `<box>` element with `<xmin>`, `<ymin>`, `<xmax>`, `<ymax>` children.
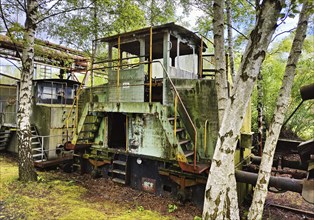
<box><xmin>268</xmin><ymin>202</ymin><xmax>314</xmax><ymax>217</ymax></box>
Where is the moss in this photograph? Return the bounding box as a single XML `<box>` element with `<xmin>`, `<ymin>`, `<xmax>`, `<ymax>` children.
<box><xmin>0</xmin><ymin>157</ymin><xmax>171</xmax><ymax>219</ymax></box>
<box><xmin>114</xmin><ymin>209</ymin><xmax>173</xmax><ymax>220</ymax></box>
<box><xmin>59</xmin><ymin>207</ymin><xmax>106</xmax><ymax>220</ymax></box>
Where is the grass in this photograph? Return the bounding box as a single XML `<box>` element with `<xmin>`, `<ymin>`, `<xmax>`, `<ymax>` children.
<box><xmin>0</xmin><ymin>155</ymin><xmax>173</xmax><ymax>220</ymax></box>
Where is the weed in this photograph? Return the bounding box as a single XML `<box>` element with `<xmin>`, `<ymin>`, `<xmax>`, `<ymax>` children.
<box><xmin>168</xmin><ymin>204</ymin><xmax>178</xmax><ymax>213</ymax></box>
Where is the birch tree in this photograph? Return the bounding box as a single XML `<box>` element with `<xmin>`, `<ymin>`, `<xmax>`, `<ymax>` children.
<box><xmin>203</xmin><ymin>0</ymin><xmax>283</xmax><ymax>219</ymax></box>
<box><xmin>248</xmin><ymin>1</ymin><xmax>311</xmax><ymax>219</ymax></box>
<box><xmin>16</xmin><ymin>0</ymin><xmax>39</xmax><ymax>181</ymax></box>
<box><xmin>0</xmin><ymin>0</ymin><xmax>92</xmax><ymax>181</ymax></box>
<box><xmin>213</xmin><ymin>0</ymin><xmax>228</xmax><ymax>127</ymax></box>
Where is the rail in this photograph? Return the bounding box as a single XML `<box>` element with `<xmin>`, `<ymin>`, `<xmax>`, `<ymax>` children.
<box><xmin>31</xmin><ymin>134</ymin><xmax>67</xmax><ymax>161</ymax></box>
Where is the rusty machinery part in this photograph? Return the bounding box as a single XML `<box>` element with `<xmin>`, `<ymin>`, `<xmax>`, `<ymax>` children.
<box><xmin>235</xmin><ymin>170</ymin><xmax>303</xmax><ymax>193</ymax></box>
<box><xmin>298</xmin><ymin>139</ymin><xmax>314</xmax><ymax>166</ymax></box>
<box><xmin>300</xmin><ymin>83</ymin><xmax>314</xmax><ymax>101</ymax></box>
<box><xmin>245</xmin><ymin>163</ymin><xmax>307</xmax><ymax>180</ymax></box>
<box><xmin>283</xmin><ymin>83</ymin><xmax>314</xmax><ymax>127</ymax></box>
<box><xmin>251</xmin><ymin>155</ymin><xmax>307</xmax><ymax>171</ymax></box>
<box><xmin>251</xmin><ymin>155</ymin><xmax>279</xmax><ymax>168</ymax></box>
<box><xmin>268</xmin><ymin>202</ymin><xmax>314</xmax><ymax>217</ymax></box>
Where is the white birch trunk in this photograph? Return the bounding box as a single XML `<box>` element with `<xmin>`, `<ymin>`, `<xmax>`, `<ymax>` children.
<box><xmin>213</xmin><ymin>0</ymin><xmax>228</xmax><ymax>128</ymax></box>
<box><xmin>203</xmin><ymin>1</ymin><xmax>282</xmax><ymax>219</ymax></box>
<box><xmin>226</xmin><ymin>0</ymin><xmax>235</xmax><ymax>83</ymax></box>
<box><xmin>213</xmin><ymin>1</ymin><xmax>239</xmax><ymax>216</ymax></box>
<box><xmin>248</xmin><ymin>2</ymin><xmax>310</xmax><ymax>219</ymax></box>
<box><xmin>18</xmin><ymin>0</ymin><xmax>38</xmax><ymax>181</ymax></box>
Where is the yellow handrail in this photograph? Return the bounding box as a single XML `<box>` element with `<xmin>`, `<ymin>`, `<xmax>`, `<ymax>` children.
<box><xmin>174</xmin><ymin>94</ymin><xmax>177</xmax><ymax>139</ymax></box>
<box><xmin>65</xmin><ymin>69</ymin><xmax>90</xmax><ymax>142</ymax></box>
<box><xmin>152</xmin><ymin>60</ymin><xmax>198</xmax><ymax>170</ymax></box>
<box><xmin>117</xmin><ymin>36</ymin><xmax>121</xmax><ymax>102</ymax></box>
<box><xmin>149</xmin><ymin>27</ymin><xmax>153</xmax><ymax>104</ymax></box>
<box><xmin>204</xmin><ymin>119</ymin><xmax>209</xmax><ymax>156</ymax></box>
<box><xmin>65</xmin><ymin>58</ymin><xmax>198</xmax><ymax>169</ymax></box>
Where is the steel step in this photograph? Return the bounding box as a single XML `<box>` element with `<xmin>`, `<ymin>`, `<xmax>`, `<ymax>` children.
<box><xmin>112</xmin><ymin>178</ymin><xmax>126</xmax><ymax>185</ymax></box>
<box><xmin>32</xmin><ymin>147</ymin><xmax>42</xmax><ymax>151</ymax></box>
<box><xmin>0</xmin><ymin>138</ymin><xmax>9</xmax><ymax>143</ymax></box>
<box><xmin>112</xmin><ymin>169</ymin><xmax>126</xmax><ymax>175</ymax></box>
<box><xmin>33</xmin><ymin>153</ymin><xmax>44</xmax><ymax>157</ymax></box>
<box><xmin>168</xmin><ymin>116</ymin><xmax>179</xmax><ymax>122</ymax></box>
<box><xmin>176</xmin><ymin>128</ymin><xmax>185</xmax><ymax>133</ymax></box>
<box><xmin>77</xmin><ymin>138</ymin><xmax>93</xmax><ymax>141</ymax></box>
<box><xmin>184</xmin><ymin>150</ymin><xmax>194</xmax><ymax>157</ymax></box>
<box><xmin>0</xmin><ymin>142</ymin><xmax>7</xmax><ymax>147</ymax></box>
<box><xmin>34</xmin><ymin>159</ymin><xmax>47</xmax><ymax>162</ymax></box>
<box><xmin>32</xmin><ymin>142</ymin><xmax>40</xmax><ymax>145</ymax></box>
<box><xmin>179</xmin><ymin>139</ymin><xmax>190</xmax><ymax>145</ymax></box>
<box><xmin>0</xmin><ymin>134</ymin><xmax>10</xmax><ymax>138</ymax></box>
<box><xmin>113</xmin><ymin>160</ymin><xmax>126</xmax><ymax>166</ymax></box>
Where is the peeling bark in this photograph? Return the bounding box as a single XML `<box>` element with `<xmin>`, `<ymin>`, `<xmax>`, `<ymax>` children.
<box><xmin>203</xmin><ymin>0</ymin><xmax>282</xmax><ymax>219</ymax></box>
<box><xmin>17</xmin><ymin>0</ymin><xmax>39</xmax><ymax>182</ymax></box>
<box><xmin>248</xmin><ymin>2</ymin><xmax>310</xmax><ymax>219</ymax></box>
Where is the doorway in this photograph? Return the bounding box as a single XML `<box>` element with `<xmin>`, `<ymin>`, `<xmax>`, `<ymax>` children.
<box><xmin>108</xmin><ymin>113</ymin><xmax>126</xmax><ymax>149</ymax></box>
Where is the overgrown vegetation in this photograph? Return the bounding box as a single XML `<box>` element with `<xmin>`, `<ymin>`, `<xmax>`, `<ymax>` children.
<box><xmin>0</xmin><ymin>156</ymin><xmax>173</xmax><ymax>219</ymax></box>
<box><xmin>251</xmin><ymin>36</ymin><xmax>314</xmax><ymax>140</ymax></box>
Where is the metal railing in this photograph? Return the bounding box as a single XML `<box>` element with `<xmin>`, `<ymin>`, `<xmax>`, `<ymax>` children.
<box><xmin>65</xmin><ymin>27</ymin><xmax>197</xmax><ymax>169</ymax></box>
<box><xmin>65</xmin><ymin>69</ymin><xmax>90</xmax><ymax>140</ymax></box>
<box><xmin>152</xmin><ymin>60</ymin><xmax>198</xmax><ymax>170</ymax></box>
<box><xmin>31</xmin><ymin>134</ymin><xmax>66</xmax><ymax>161</ymax></box>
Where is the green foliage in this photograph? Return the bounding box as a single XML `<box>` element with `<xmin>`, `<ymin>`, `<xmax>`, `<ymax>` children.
<box><xmin>112</xmin><ymin>0</ymin><xmax>146</xmax><ymax>33</ymax></box>
<box><xmin>194</xmin><ymin>216</ymin><xmax>202</xmax><ymax>220</ymax></box>
<box><xmin>43</xmin><ymin>0</ymin><xmax>177</xmax><ymax>52</ymax></box>
<box><xmin>251</xmin><ymin>35</ymin><xmax>314</xmax><ymax>140</ymax></box>
<box><xmin>137</xmin><ymin>205</ymin><xmax>145</xmax><ymax>211</ymax></box>
<box><xmin>167</xmin><ymin>204</ymin><xmax>178</xmax><ymax>213</ymax></box>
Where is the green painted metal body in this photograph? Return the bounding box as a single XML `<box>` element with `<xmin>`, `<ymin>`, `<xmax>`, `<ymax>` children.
<box><xmin>81</xmin><ymin>76</ymin><xmax>219</xmax><ymax>162</ymax></box>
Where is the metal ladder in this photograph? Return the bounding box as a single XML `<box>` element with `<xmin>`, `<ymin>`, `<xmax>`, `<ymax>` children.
<box><xmin>111</xmin><ymin>154</ymin><xmax>128</xmax><ymax>185</ymax></box>
<box><xmin>0</xmin><ymin>128</ymin><xmax>12</xmax><ymax>151</ymax></box>
<box><xmin>31</xmin><ymin>125</ymin><xmax>47</xmax><ymax>162</ymax></box>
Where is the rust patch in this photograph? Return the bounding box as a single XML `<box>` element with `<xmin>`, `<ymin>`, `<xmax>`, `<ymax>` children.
<box><xmin>141</xmin><ymin>177</ymin><xmax>156</xmax><ymax>193</ymax></box>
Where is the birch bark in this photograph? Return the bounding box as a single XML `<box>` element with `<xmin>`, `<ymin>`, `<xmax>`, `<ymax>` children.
<box><xmin>203</xmin><ymin>0</ymin><xmax>282</xmax><ymax>219</ymax></box>
<box><xmin>213</xmin><ymin>0</ymin><xmax>228</xmax><ymax>128</ymax></box>
<box><xmin>248</xmin><ymin>2</ymin><xmax>310</xmax><ymax>219</ymax></box>
<box><xmin>17</xmin><ymin>0</ymin><xmax>38</xmax><ymax>181</ymax></box>
<box><xmin>226</xmin><ymin>0</ymin><xmax>235</xmax><ymax>83</ymax></box>
<box><xmin>213</xmin><ymin>0</ymin><xmax>239</xmax><ymax>216</ymax></box>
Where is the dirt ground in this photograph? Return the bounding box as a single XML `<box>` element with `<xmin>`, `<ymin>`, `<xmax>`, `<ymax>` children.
<box><xmin>1</xmin><ymin>153</ymin><xmax>313</xmax><ymax>219</ymax></box>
